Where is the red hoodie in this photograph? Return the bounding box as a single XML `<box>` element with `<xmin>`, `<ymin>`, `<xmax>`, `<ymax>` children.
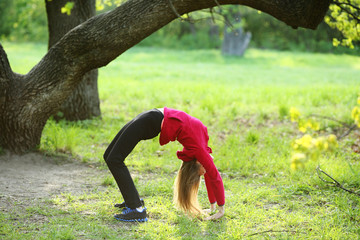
<box><xmin>159</xmin><ymin>107</ymin><xmax>225</xmax><ymax>206</ymax></box>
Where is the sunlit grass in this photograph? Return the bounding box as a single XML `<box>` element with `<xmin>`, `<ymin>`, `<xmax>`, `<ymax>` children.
<box><xmin>1</xmin><ymin>42</ymin><xmax>360</xmax><ymax>239</ymax></box>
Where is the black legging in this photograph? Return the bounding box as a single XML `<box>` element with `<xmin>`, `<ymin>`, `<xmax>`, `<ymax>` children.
<box><xmin>103</xmin><ymin>109</ymin><xmax>164</xmax><ymax>209</ymax></box>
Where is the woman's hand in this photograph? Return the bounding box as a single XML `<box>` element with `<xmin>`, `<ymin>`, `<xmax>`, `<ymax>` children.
<box><xmin>203</xmin><ymin>203</ymin><xmax>217</xmax><ymax>214</ymax></box>
<box><xmin>204</xmin><ymin>205</ymin><xmax>225</xmax><ymax>220</ymax></box>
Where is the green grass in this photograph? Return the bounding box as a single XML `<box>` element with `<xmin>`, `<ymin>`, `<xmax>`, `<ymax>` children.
<box><xmin>1</xmin><ymin>42</ymin><xmax>360</xmax><ymax>239</ymax></box>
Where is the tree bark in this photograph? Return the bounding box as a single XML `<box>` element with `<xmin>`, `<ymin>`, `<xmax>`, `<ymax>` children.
<box><xmin>0</xmin><ymin>44</ymin><xmax>12</xmax><ymax>112</ymax></box>
<box><xmin>46</xmin><ymin>0</ymin><xmax>100</xmax><ymax>121</ymax></box>
<box><xmin>0</xmin><ymin>45</ymin><xmax>46</xmax><ymax>153</ymax></box>
<box><xmin>0</xmin><ymin>0</ymin><xmax>331</xmax><ymax>153</ymax></box>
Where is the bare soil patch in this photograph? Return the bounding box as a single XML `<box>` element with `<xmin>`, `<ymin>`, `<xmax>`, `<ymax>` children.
<box><xmin>0</xmin><ymin>152</ymin><xmax>106</xmax><ymax>213</ymax></box>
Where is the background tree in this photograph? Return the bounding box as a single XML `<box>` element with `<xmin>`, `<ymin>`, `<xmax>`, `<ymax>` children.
<box><xmin>239</xmin><ymin>8</ymin><xmax>345</xmax><ymax>51</ymax></box>
<box><xmin>221</xmin><ymin>6</ymin><xmax>252</xmax><ymax>56</ymax></box>
<box><xmin>325</xmin><ymin>0</ymin><xmax>360</xmax><ymax>48</ymax></box>
<box><xmin>1</xmin><ymin>0</ymin><xmax>48</xmax><ymax>42</ymax></box>
<box><xmin>46</xmin><ymin>0</ymin><xmax>101</xmax><ymax>121</ymax></box>
<box><xmin>0</xmin><ymin>0</ymin><xmax>14</xmax><ymax>38</ymax></box>
<box><xmin>0</xmin><ymin>0</ymin><xmax>335</xmax><ymax>153</ymax></box>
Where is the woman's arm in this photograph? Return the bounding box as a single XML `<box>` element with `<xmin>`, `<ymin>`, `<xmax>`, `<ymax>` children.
<box><xmin>197</xmin><ymin>151</ymin><xmax>225</xmax><ymax>206</ymax></box>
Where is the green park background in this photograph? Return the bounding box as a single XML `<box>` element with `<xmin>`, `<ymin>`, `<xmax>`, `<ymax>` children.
<box><xmin>0</xmin><ymin>0</ymin><xmax>360</xmax><ymax>239</ymax></box>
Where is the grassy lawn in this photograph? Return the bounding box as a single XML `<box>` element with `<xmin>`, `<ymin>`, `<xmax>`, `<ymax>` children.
<box><xmin>1</xmin><ymin>42</ymin><xmax>360</xmax><ymax>239</ymax></box>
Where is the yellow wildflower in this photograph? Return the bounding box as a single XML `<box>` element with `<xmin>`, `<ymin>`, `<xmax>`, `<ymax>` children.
<box><xmin>327</xmin><ymin>134</ymin><xmax>338</xmax><ymax>148</ymax></box>
<box><xmin>352</xmin><ymin>106</ymin><xmax>360</xmax><ymax>120</ymax></box>
<box><xmin>291</xmin><ymin>153</ymin><xmax>306</xmax><ymax>170</ymax></box>
<box><xmin>290</xmin><ymin>107</ymin><xmax>301</xmax><ymax>122</ymax></box>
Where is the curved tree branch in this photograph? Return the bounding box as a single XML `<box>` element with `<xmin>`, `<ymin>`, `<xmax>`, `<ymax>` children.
<box><xmin>16</xmin><ymin>0</ymin><xmax>330</xmax><ymax>120</ymax></box>
<box><xmin>338</xmin><ymin>124</ymin><xmax>358</xmax><ymax>140</ymax></box>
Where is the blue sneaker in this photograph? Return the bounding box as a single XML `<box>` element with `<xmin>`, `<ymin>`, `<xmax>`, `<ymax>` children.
<box><xmin>114</xmin><ymin>199</ymin><xmax>145</xmax><ymax>209</ymax></box>
<box><xmin>114</xmin><ymin>207</ymin><xmax>148</xmax><ymax>222</ymax></box>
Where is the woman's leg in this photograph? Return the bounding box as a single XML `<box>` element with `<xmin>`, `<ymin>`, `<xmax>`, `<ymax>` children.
<box><xmin>104</xmin><ymin>109</ymin><xmax>163</xmax><ymax>209</ymax></box>
<box><xmin>103</xmin><ymin>119</ymin><xmax>133</xmax><ymax>162</ymax></box>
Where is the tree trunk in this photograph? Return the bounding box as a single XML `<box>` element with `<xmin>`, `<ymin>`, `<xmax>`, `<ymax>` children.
<box><xmin>222</xmin><ymin>11</ymin><xmax>251</xmax><ymax>57</ymax></box>
<box><xmin>46</xmin><ymin>0</ymin><xmax>100</xmax><ymax>121</ymax></box>
<box><xmin>0</xmin><ymin>0</ymin><xmax>331</xmax><ymax>153</ymax></box>
<box><xmin>222</xmin><ymin>27</ymin><xmax>251</xmax><ymax>56</ymax></box>
<box><xmin>0</xmin><ymin>45</ymin><xmax>48</xmax><ymax>153</ymax></box>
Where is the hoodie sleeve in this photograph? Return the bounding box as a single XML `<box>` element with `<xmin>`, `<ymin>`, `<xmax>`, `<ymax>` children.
<box><xmin>204</xmin><ymin>173</ymin><xmax>216</xmax><ymax>204</ymax></box>
<box><xmin>196</xmin><ymin>149</ymin><xmax>225</xmax><ymax>206</ymax></box>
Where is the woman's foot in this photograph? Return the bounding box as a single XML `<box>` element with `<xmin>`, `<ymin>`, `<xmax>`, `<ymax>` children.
<box><xmin>114</xmin><ymin>199</ymin><xmax>145</xmax><ymax>208</ymax></box>
<box><xmin>114</xmin><ymin>207</ymin><xmax>148</xmax><ymax>222</ymax></box>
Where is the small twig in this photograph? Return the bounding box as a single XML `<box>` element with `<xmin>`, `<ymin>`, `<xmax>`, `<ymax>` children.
<box><xmin>213</xmin><ymin>0</ymin><xmax>234</xmax><ymax>29</ymax></box>
<box><xmin>308</xmin><ymin>113</ymin><xmax>358</xmax><ymax>140</ymax></box>
<box><xmin>245</xmin><ymin>229</ymin><xmax>300</xmax><ymax>237</ymax></box>
<box><xmin>203</xmin><ymin>11</ymin><xmax>235</xmax><ymax>27</ymax></box>
<box><xmin>213</xmin><ymin>0</ymin><xmax>222</xmax><ymax>10</ymax></box>
<box><xmin>209</xmin><ymin>7</ymin><xmax>216</xmax><ymax>24</ymax></box>
<box><xmin>167</xmin><ymin>0</ymin><xmax>238</xmax><ymax>34</ymax></box>
<box><xmin>332</xmin><ymin>0</ymin><xmax>360</xmax><ymax>16</ymax></box>
<box><xmin>308</xmin><ymin>113</ymin><xmax>351</xmax><ymax>128</ymax></box>
<box><xmin>167</xmin><ymin>0</ymin><xmax>186</xmax><ymax>21</ymax></box>
<box><xmin>330</xmin><ymin>0</ymin><xmax>360</xmax><ymax>37</ymax></box>
<box><xmin>338</xmin><ymin>124</ymin><xmax>358</xmax><ymax>140</ymax></box>
<box><xmin>167</xmin><ymin>0</ymin><xmax>209</xmax><ymax>24</ymax></box>
<box><xmin>334</xmin><ymin>3</ymin><xmax>360</xmax><ymax>23</ymax></box>
<box><xmin>316</xmin><ymin>166</ymin><xmax>360</xmax><ymax>197</ymax></box>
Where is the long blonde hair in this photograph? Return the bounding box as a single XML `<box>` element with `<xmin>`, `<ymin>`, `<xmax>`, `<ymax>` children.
<box><xmin>173</xmin><ymin>160</ymin><xmax>202</xmax><ymax>215</ymax></box>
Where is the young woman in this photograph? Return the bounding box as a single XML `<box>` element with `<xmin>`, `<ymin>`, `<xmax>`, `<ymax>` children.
<box><xmin>103</xmin><ymin>107</ymin><xmax>225</xmax><ymax>222</ymax></box>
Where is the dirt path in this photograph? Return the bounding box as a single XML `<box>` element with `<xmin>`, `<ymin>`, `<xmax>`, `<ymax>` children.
<box><xmin>0</xmin><ymin>152</ymin><xmax>106</xmax><ymax>212</ymax></box>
